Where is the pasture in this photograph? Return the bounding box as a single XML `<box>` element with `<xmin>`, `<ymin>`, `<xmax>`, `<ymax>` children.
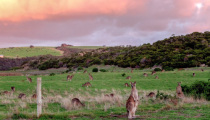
<box><xmin>0</xmin><ymin>66</ymin><xmax>209</xmax><ymax>119</ymax></box>
<box><xmin>0</xmin><ymin>47</ymin><xmax>63</xmax><ymax>58</ymax></box>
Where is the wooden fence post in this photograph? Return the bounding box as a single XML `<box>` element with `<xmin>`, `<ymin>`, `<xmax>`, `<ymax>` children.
<box><xmin>37</xmin><ymin>77</ymin><xmax>42</xmax><ymax>118</ymax></box>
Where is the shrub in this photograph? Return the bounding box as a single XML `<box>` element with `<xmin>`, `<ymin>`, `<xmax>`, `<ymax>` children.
<box><xmin>100</xmin><ymin>69</ymin><xmax>107</xmax><ymax>72</ymax></box>
<box><xmin>49</xmin><ymin>73</ymin><xmax>55</xmax><ymax>76</ymax></box>
<box><xmin>182</xmin><ymin>81</ymin><xmax>210</xmax><ymax>100</ymax></box>
<box><xmin>77</xmin><ymin>66</ymin><xmax>83</xmax><ymax>71</ymax></box>
<box><xmin>121</xmin><ymin>73</ymin><xmax>126</xmax><ymax>77</ymax></box>
<box><xmin>163</xmin><ymin>66</ymin><xmax>174</xmax><ymax>71</ymax></box>
<box><xmin>156</xmin><ymin>90</ymin><xmax>173</xmax><ymax>100</ymax></box>
<box><xmin>154</xmin><ymin>68</ymin><xmax>162</xmax><ymax>71</ymax></box>
<box><xmin>92</xmin><ymin>68</ymin><xmax>98</xmax><ymax>72</ymax></box>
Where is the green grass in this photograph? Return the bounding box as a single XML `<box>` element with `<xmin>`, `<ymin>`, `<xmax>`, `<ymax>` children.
<box><xmin>0</xmin><ymin>67</ymin><xmax>209</xmax><ymax>119</ymax></box>
<box><xmin>0</xmin><ymin>47</ymin><xmax>62</xmax><ymax>58</ymax></box>
<box><xmin>67</xmin><ymin>46</ymin><xmax>105</xmax><ymax>49</ymax></box>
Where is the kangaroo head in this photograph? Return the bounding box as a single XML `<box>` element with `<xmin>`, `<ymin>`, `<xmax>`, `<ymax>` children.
<box><xmin>130</xmin><ymin>81</ymin><xmax>136</xmax><ymax>88</ymax></box>
<box><xmin>177</xmin><ymin>82</ymin><xmax>181</xmax><ymax>86</ymax></box>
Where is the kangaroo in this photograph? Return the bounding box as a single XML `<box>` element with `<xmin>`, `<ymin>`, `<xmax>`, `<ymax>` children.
<box><xmin>131</xmin><ymin>68</ymin><xmax>133</xmax><ymax>73</ymax></box>
<box><xmin>31</xmin><ymin>94</ymin><xmax>37</xmax><ymax>99</ymax></box>
<box><xmin>27</xmin><ymin>77</ymin><xmax>32</xmax><ymax>83</ymax></box>
<box><xmin>126</xmin><ymin>82</ymin><xmax>138</xmax><ymax>119</ymax></box>
<box><xmin>67</xmin><ymin>75</ymin><xmax>74</xmax><ymax>81</ymax></box>
<box><xmin>83</xmin><ymin>70</ymin><xmax>87</xmax><ymax>73</ymax></box>
<box><xmin>161</xmin><ymin>69</ymin><xmax>165</xmax><ymax>72</ymax></box>
<box><xmin>125</xmin><ymin>83</ymin><xmax>130</xmax><ymax>87</ymax></box>
<box><xmin>147</xmin><ymin>92</ymin><xmax>155</xmax><ymax>98</ymax></box>
<box><xmin>193</xmin><ymin>73</ymin><xmax>196</xmax><ymax>77</ymax></box>
<box><xmin>176</xmin><ymin>82</ymin><xmax>184</xmax><ymax>98</ymax></box>
<box><xmin>105</xmin><ymin>93</ymin><xmax>114</xmax><ymax>97</ymax></box>
<box><xmin>18</xmin><ymin>93</ymin><xmax>26</xmax><ymax>99</ymax></box>
<box><xmin>155</xmin><ymin>76</ymin><xmax>159</xmax><ymax>79</ymax></box>
<box><xmin>143</xmin><ymin>73</ymin><xmax>148</xmax><ymax>77</ymax></box>
<box><xmin>2</xmin><ymin>91</ymin><xmax>11</xmax><ymax>95</ymax></box>
<box><xmin>201</xmin><ymin>69</ymin><xmax>204</xmax><ymax>72</ymax></box>
<box><xmin>82</xmin><ymin>82</ymin><xmax>92</xmax><ymax>87</ymax></box>
<box><xmin>89</xmin><ymin>73</ymin><xmax>93</xmax><ymax>81</ymax></box>
<box><xmin>126</xmin><ymin>76</ymin><xmax>131</xmax><ymax>80</ymax></box>
<box><xmin>11</xmin><ymin>86</ymin><xmax>15</xmax><ymax>92</ymax></box>
<box><xmin>151</xmin><ymin>71</ymin><xmax>156</xmax><ymax>75</ymax></box>
<box><xmin>71</xmin><ymin>98</ymin><xmax>85</xmax><ymax>107</ymax></box>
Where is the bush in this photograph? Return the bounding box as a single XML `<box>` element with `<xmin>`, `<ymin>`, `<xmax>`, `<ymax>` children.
<box><xmin>163</xmin><ymin>66</ymin><xmax>174</xmax><ymax>71</ymax></box>
<box><xmin>182</xmin><ymin>81</ymin><xmax>210</xmax><ymax>100</ymax></box>
<box><xmin>49</xmin><ymin>73</ymin><xmax>55</xmax><ymax>76</ymax></box>
<box><xmin>92</xmin><ymin>68</ymin><xmax>98</xmax><ymax>72</ymax></box>
<box><xmin>156</xmin><ymin>90</ymin><xmax>173</xmax><ymax>100</ymax></box>
<box><xmin>154</xmin><ymin>68</ymin><xmax>162</xmax><ymax>71</ymax></box>
<box><xmin>100</xmin><ymin>69</ymin><xmax>107</xmax><ymax>72</ymax></box>
<box><xmin>77</xmin><ymin>66</ymin><xmax>83</xmax><ymax>71</ymax></box>
<box><xmin>121</xmin><ymin>73</ymin><xmax>126</xmax><ymax>77</ymax></box>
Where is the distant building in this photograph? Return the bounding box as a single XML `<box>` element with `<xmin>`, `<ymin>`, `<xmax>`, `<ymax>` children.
<box><xmin>0</xmin><ymin>55</ymin><xmax>4</xmax><ymax>58</ymax></box>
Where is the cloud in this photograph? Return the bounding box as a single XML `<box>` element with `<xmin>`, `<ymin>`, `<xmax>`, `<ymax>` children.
<box><xmin>0</xmin><ymin>0</ymin><xmax>210</xmax><ymax>48</ymax></box>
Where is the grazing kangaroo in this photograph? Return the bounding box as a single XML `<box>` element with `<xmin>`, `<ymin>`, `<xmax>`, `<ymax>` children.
<box><xmin>125</xmin><ymin>83</ymin><xmax>130</xmax><ymax>87</ymax></box>
<box><xmin>83</xmin><ymin>70</ymin><xmax>87</xmax><ymax>73</ymax></box>
<box><xmin>126</xmin><ymin>76</ymin><xmax>131</xmax><ymax>80</ymax></box>
<box><xmin>201</xmin><ymin>69</ymin><xmax>204</xmax><ymax>72</ymax></box>
<box><xmin>72</xmin><ymin>98</ymin><xmax>85</xmax><ymax>107</ymax></box>
<box><xmin>143</xmin><ymin>73</ymin><xmax>148</xmax><ymax>77</ymax></box>
<box><xmin>126</xmin><ymin>82</ymin><xmax>138</xmax><ymax>119</ymax></box>
<box><xmin>151</xmin><ymin>71</ymin><xmax>156</xmax><ymax>75</ymax></box>
<box><xmin>155</xmin><ymin>76</ymin><xmax>159</xmax><ymax>79</ymax></box>
<box><xmin>89</xmin><ymin>73</ymin><xmax>93</xmax><ymax>81</ymax></box>
<box><xmin>82</xmin><ymin>82</ymin><xmax>92</xmax><ymax>87</ymax></box>
<box><xmin>31</xmin><ymin>94</ymin><xmax>37</xmax><ymax>99</ymax></box>
<box><xmin>2</xmin><ymin>91</ymin><xmax>11</xmax><ymax>95</ymax></box>
<box><xmin>176</xmin><ymin>82</ymin><xmax>184</xmax><ymax>98</ymax></box>
<box><xmin>193</xmin><ymin>73</ymin><xmax>196</xmax><ymax>77</ymax></box>
<box><xmin>18</xmin><ymin>93</ymin><xmax>26</xmax><ymax>99</ymax></box>
<box><xmin>11</xmin><ymin>86</ymin><xmax>15</xmax><ymax>92</ymax></box>
<box><xmin>105</xmin><ymin>93</ymin><xmax>114</xmax><ymax>97</ymax></box>
<box><xmin>27</xmin><ymin>77</ymin><xmax>32</xmax><ymax>83</ymax></box>
<box><xmin>161</xmin><ymin>69</ymin><xmax>165</xmax><ymax>72</ymax></box>
<box><xmin>147</xmin><ymin>92</ymin><xmax>155</xmax><ymax>98</ymax></box>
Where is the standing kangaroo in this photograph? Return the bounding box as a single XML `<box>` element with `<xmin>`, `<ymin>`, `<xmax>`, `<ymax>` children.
<box><xmin>27</xmin><ymin>77</ymin><xmax>32</xmax><ymax>83</ymax></box>
<box><xmin>176</xmin><ymin>82</ymin><xmax>184</xmax><ymax>98</ymax></box>
<box><xmin>89</xmin><ymin>73</ymin><xmax>93</xmax><ymax>81</ymax></box>
<box><xmin>67</xmin><ymin>75</ymin><xmax>74</xmax><ymax>81</ymax></box>
<box><xmin>11</xmin><ymin>86</ymin><xmax>15</xmax><ymax>92</ymax></box>
<box><xmin>126</xmin><ymin>82</ymin><xmax>138</xmax><ymax>119</ymax></box>
<box><xmin>193</xmin><ymin>73</ymin><xmax>196</xmax><ymax>77</ymax></box>
<box><xmin>131</xmin><ymin>68</ymin><xmax>133</xmax><ymax>73</ymax></box>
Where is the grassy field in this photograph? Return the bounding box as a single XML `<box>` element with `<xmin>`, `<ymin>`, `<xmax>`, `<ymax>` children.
<box><xmin>0</xmin><ymin>66</ymin><xmax>209</xmax><ymax>119</ymax></box>
<box><xmin>67</xmin><ymin>46</ymin><xmax>105</xmax><ymax>49</ymax></box>
<box><xmin>0</xmin><ymin>47</ymin><xmax>63</xmax><ymax>58</ymax></box>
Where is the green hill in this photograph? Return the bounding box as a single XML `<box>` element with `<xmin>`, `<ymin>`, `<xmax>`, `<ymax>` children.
<box><xmin>0</xmin><ymin>47</ymin><xmax>63</xmax><ymax>58</ymax></box>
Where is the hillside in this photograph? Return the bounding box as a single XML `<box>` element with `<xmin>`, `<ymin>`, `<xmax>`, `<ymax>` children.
<box><xmin>0</xmin><ymin>31</ymin><xmax>209</xmax><ymax>71</ymax></box>
<box><xmin>0</xmin><ymin>47</ymin><xmax>63</xmax><ymax>58</ymax></box>
<box><xmin>34</xmin><ymin>31</ymin><xmax>209</xmax><ymax>70</ymax></box>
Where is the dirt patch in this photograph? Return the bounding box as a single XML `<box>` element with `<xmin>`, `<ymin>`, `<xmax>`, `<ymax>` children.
<box><xmin>0</xmin><ymin>72</ymin><xmax>23</xmax><ymax>76</ymax></box>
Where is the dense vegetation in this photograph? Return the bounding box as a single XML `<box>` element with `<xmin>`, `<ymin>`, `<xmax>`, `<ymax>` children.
<box><xmin>32</xmin><ymin>31</ymin><xmax>210</xmax><ymax>70</ymax></box>
<box><xmin>182</xmin><ymin>81</ymin><xmax>210</xmax><ymax>100</ymax></box>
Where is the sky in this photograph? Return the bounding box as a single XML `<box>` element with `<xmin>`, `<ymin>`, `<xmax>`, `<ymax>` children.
<box><xmin>0</xmin><ymin>0</ymin><xmax>210</xmax><ymax>48</ymax></box>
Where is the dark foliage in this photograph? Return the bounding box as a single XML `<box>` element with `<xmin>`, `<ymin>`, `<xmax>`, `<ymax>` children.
<box><xmin>182</xmin><ymin>81</ymin><xmax>210</xmax><ymax>100</ymax></box>
<box><xmin>92</xmin><ymin>68</ymin><xmax>98</xmax><ymax>72</ymax></box>
<box><xmin>154</xmin><ymin>68</ymin><xmax>162</xmax><ymax>71</ymax></box>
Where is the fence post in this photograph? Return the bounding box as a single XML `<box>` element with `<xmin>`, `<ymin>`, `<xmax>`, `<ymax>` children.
<box><xmin>37</xmin><ymin>77</ymin><xmax>42</xmax><ymax>118</ymax></box>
